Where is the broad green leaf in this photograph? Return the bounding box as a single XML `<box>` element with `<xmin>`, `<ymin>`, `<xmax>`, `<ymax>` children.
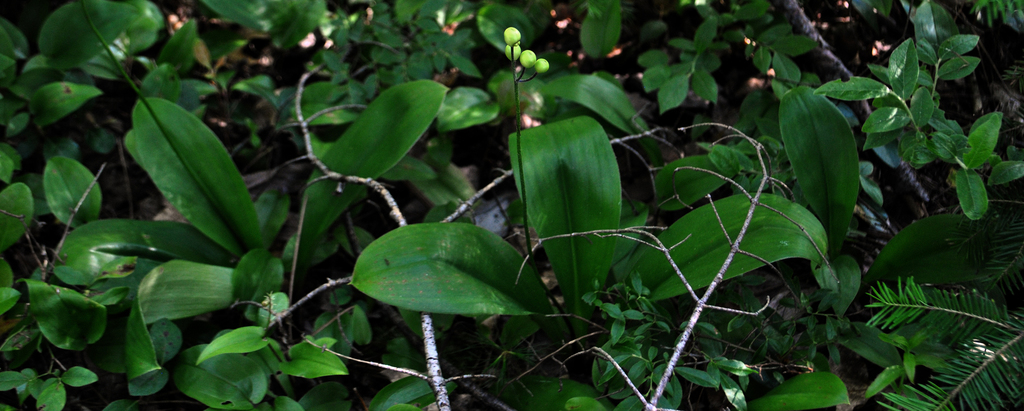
<box><xmin>909</xmin><ymin>87</ymin><xmax>934</xmax><ymax>127</ymax></box>
<box><xmin>753</xmin><ymin>47</ymin><xmax>771</xmax><ymax>73</ymax></box>
<box><xmin>580</xmin><ymin>0</ymin><xmax>621</xmax><ymax>57</ymax></box>
<box><xmin>501</xmin><ymin>376</ymin><xmax>611</xmax><ymax>411</ymax></box>
<box><xmin>126</xmin><ymin>299</ymin><xmax>159</xmax><ymax>380</ymax></box>
<box><xmin>61</xmin><ymin>220</ymin><xmax>234</xmax><ymax>277</ymax></box>
<box><xmin>38</xmin><ymin>0</ymin><xmax>138</xmax><ymax>69</ymax></box>
<box><xmin>37</xmin><ymin>381</ymin><xmax>66</xmax><ymax>411</ymax></box>
<box><xmin>0</xmin><ymin>183</ymin><xmax>32</xmax><ymax>253</ymax></box>
<box><xmin>296</xmin><ymin>80</ymin><xmax>447</xmax><ymax>281</ymax></box>
<box><xmin>0</xmin><ymin>371</ymin><xmax>30</xmax><ymax>391</ymax></box>
<box><xmin>814</xmin><ymin>77</ymin><xmax>889</xmax><ymax>100</ymax></box>
<box><xmin>280</xmin><ymin>337</ymin><xmax>348</xmax><ymax>378</ymax></box>
<box><xmin>770</xmin><ymin>35</ymin><xmax>819</xmax><ymax>56</ymax></box>
<box><xmin>863</xmin><ymin>106</ymin><xmax>912</xmax><ymax>133</ymax></box>
<box><xmin>676</xmin><ymin>367</ymin><xmax>719</xmax><ymax>388</ymax></box>
<box><xmin>962</xmin><ymin>112</ymin><xmax>1002</xmax><ymax>169</ymax></box>
<box><xmin>990</xmin><ymin>161</ymin><xmax>1024</xmax><ymax>185</ymax></box>
<box><xmin>61</xmin><ymin>367</ymin><xmax>98</xmax><ymax>387</ymax></box>
<box><xmin>198</xmin><ymin>327</ymin><xmax>270</xmax><ymax>364</ymax></box>
<box><xmin>199</xmin><ymin>0</ymin><xmax>271</xmax><ymax>31</ymax></box>
<box><xmin>352</xmin><ymin>223</ymin><xmax>551</xmax><ymax>315</ymax></box>
<box><xmin>694</xmin><ymin>16</ymin><xmax>718</xmax><ymax>54</ymax></box>
<box><xmin>173</xmin><ymin>345</ymin><xmax>267</xmax><ymax>410</ymax></box>
<box><xmin>254</xmin><ymin>190</ymin><xmax>289</xmax><ymax>248</ymax></box>
<box><xmin>130</xmin><ymin>98</ymin><xmax>262</xmax><ymax>254</ymax></box>
<box><xmin>863</xmin><ymin>214</ymin><xmax>983</xmax><ymax>284</ymax></box>
<box><xmin>840</xmin><ymin>322</ymin><xmax>902</xmax><ymax>368</ymax></box>
<box><xmin>772</xmin><ymin>52</ymin><xmax>800</xmax><ymax>82</ymax></box>
<box><xmin>956</xmin><ymin>168</ymin><xmax>987</xmax><ymax>220</ymax></box>
<box><xmin>157</xmin><ymin>20</ymin><xmax>197</xmax><ymax>74</ymax></box>
<box><xmin>436</xmin><ymin>87</ymin><xmax>499</xmax><ymax>133</ymax></box>
<box><xmin>129</xmin><ymin>369</ymin><xmax>169</xmax><ymax>397</ymax></box>
<box><xmin>44</xmin><ymin>157</ymin><xmax>101</xmax><ymax>227</ymax></box>
<box><xmin>266</xmin><ymin>0</ymin><xmax>326</xmax><ymax>48</ymax></box>
<box><xmin>628</xmin><ymin>194</ymin><xmax>827</xmax><ymax>300</ymax></box>
<box><xmin>30</xmin><ymin>82</ymin><xmax>103</xmax><ymax>126</ymax></box>
<box><xmin>888</xmin><ymin>39</ymin><xmax>919</xmax><ymax>100</ymax></box>
<box><xmin>655</xmin><ymin>155</ymin><xmax>730</xmax><ymax>211</ymax></box>
<box><xmin>150</xmin><ymin>318</ymin><xmax>182</xmax><ymax>364</ymax></box>
<box><xmin>937</xmin><ymin>56</ymin><xmax>980</xmax><ymax>80</ymax></box>
<box><xmin>141</xmin><ymin>64</ymin><xmax>181</xmax><ymax>102</ymax></box>
<box><xmin>511</xmin><ymin>117</ymin><xmax>620</xmax><ymax>325</ymax></box>
<box><xmin>137</xmin><ymin>260</ymin><xmax>234</xmax><ymax>322</ymax></box>
<box><xmin>658</xmin><ymin>73</ymin><xmax>690</xmax><ymax>114</ymax></box>
<box><xmin>736</xmin><ymin>0</ymin><xmax>771</xmax><ymax>20</ymax></box>
<box><xmin>564</xmin><ymin>397</ymin><xmax>607</xmax><ymax>410</ymax></box>
<box><xmin>477</xmin><ymin>5</ymin><xmax>537</xmax><ymax>50</ymax></box>
<box><xmin>24</xmin><ymin>279</ymin><xmax>106</xmax><ymax>351</ymax></box>
<box><xmin>231</xmin><ymin>249</ymin><xmax>283</xmax><ymax>303</ymax></box>
<box><xmin>368</xmin><ymin>377</ymin><xmax>433</xmax><ymax>411</ymax></box>
<box><xmin>938</xmin><ymin>34</ymin><xmax>979</xmax><ymax>60</ymax></box>
<box><xmin>0</xmin><ymin>287</ymin><xmax>18</xmax><ymax>316</ymax></box>
<box><xmin>911</xmin><ymin>0</ymin><xmax>957</xmax><ymax>54</ymax></box>
<box><xmin>124</xmin><ymin>0</ymin><xmax>164</xmax><ymax>54</ymax></box>
<box><xmin>747</xmin><ymin>372</ymin><xmax>849</xmax><ymax>411</ymax></box>
<box><xmin>542</xmin><ymin>75</ymin><xmax>646</xmax><ymax>134</ymax></box>
<box><xmin>815</xmin><ymin>254</ymin><xmax>860</xmax><ymax>316</ymax></box>
<box><xmin>780</xmin><ymin>87</ymin><xmax>859</xmax><ymax>257</ymax></box>
<box><xmin>692</xmin><ymin>69</ymin><xmax>718</xmax><ymax>102</ymax></box>
<box><xmin>299</xmin><ymin>381</ymin><xmax>352</xmax><ymax>410</ymax></box>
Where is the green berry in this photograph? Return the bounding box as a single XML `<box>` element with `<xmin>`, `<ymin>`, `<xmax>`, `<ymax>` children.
<box><xmin>504</xmin><ymin>27</ymin><xmax>522</xmax><ymax>46</ymax></box>
<box><xmin>520</xmin><ymin>50</ymin><xmax>537</xmax><ymax>68</ymax></box>
<box><xmin>535</xmin><ymin>58</ymin><xmax>550</xmax><ymax>74</ymax></box>
<box><xmin>505</xmin><ymin>44</ymin><xmax>521</xmax><ymax>61</ymax></box>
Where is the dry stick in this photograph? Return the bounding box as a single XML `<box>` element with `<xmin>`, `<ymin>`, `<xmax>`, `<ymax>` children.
<box><xmin>501</xmin><ymin>330</ymin><xmax>606</xmax><ymax>395</ymax></box>
<box><xmin>442</xmin><ymin>169</ymin><xmax>514</xmax><ymax>223</ymax></box>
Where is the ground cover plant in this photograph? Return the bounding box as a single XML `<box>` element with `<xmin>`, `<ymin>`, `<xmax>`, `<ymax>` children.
<box><xmin>0</xmin><ymin>0</ymin><xmax>1022</xmax><ymax>410</ymax></box>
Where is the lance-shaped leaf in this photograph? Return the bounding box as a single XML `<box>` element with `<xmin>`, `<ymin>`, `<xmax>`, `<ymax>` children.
<box><xmin>197</xmin><ymin>327</ymin><xmax>269</xmax><ymax>364</ymax></box>
<box><xmin>815</xmin><ymin>77</ymin><xmax>889</xmax><ymax>101</ymax></box>
<box><xmin>628</xmin><ymin>194</ymin><xmax>827</xmax><ymax>301</ymax></box>
<box><xmin>863</xmin><ymin>214</ymin><xmax>983</xmax><ymax>284</ymax></box>
<box><xmin>60</xmin><ymin>219</ymin><xmax>234</xmax><ymax>278</ymax></box>
<box><xmin>130</xmin><ymin>98</ymin><xmax>262</xmax><ymax>254</ymax></box>
<box><xmin>126</xmin><ymin>299</ymin><xmax>159</xmax><ymax>380</ymax></box>
<box><xmin>352</xmin><ymin>223</ymin><xmax>551</xmax><ymax>315</ymax></box>
<box><xmin>511</xmin><ymin>116</ymin><xmax>620</xmax><ymax>324</ymax></box>
<box><xmin>296</xmin><ymin>80</ymin><xmax>447</xmax><ymax>281</ymax></box>
<box><xmin>43</xmin><ymin>156</ymin><xmax>101</xmax><ymax>227</ymax></box>
<box><xmin>655</xmin><ymin>155</ymin><xmax>730</xmax><ymax>211</ymax></box>
<box><xmin>38</xmin><ymin>0</ymin><xmax>138</xmax><ymax>69</ymax></box>
<box><xmin>748</xmin><ymin>372</ymin><xmax>849</xmax><ymax>411</ymax></box>
<box><xmin>173</xmin><ymin>345</ymin><xmax>267</xmax><ymax>410</ymax></box>
<box><xmin>137</xmin><ymin>260</ymin><xmax>234</xmax><ymax>322</ymax></box>
<box><xmin>30</xmin><ymin>82</ymin><xmax>103</xmax><ymax>126</ymax></box>
<box><xmin>542</xmin><ymin>75</ymin><xmax>646</xmax><ymax>134</ymax></box>
<box><xmin>580</xmin><ymin>0</ymin><xmax>621</xmax><ymax>57</ymax></box>
<box><xmin>0</xmin><ymin>183</ymin><xmax>32</xmax><ymax>253</ymax></box>
<box><xmin>781</xmin><ymin>87</ymin><xmax>859</xmax><ymax>257</ymax></box>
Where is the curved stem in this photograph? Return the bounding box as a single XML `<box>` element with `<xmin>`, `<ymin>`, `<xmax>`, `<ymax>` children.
<box><xmin>512</xmin><ymin>63</ymin><xmax>536</xmax><ymax>275</ymax></box>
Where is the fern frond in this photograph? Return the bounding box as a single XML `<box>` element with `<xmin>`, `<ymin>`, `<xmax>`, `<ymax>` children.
<box><xmin>881</xmin><ymin>383</ymin><xmax>954</xmax><ymax>411</ymax></box>
<box><xmin>932</xmin><ymin>327</ymin><xmax>1024</xmax><ymax>410</ymax></box>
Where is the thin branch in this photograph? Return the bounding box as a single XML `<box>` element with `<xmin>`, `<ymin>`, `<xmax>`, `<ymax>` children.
<box><xmin>443</xmin><ymin>169</ymin><xmax>514</xmax><ymax>223</ymax></box>
<box><xmin>270</xmin><ymin>276</ymin><xmax>352</xmax><ymax>332</ymax></box>
<box><xmin>52</xmin><ymin>163</ymin><xmax>107</xmax><ymax>277</ymax></box>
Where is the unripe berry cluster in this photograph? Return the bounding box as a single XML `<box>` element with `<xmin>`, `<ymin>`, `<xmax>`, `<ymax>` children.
<box><xmin>503</xmin><ymin>27</ymin><xmax>548</xmax><ymax>74</ymax></box>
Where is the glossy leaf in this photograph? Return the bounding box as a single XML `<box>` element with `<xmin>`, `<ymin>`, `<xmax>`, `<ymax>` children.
<box><xmin>368</xmin><ymin>377</ymin><xmax>433</xmax><ymax>411</ymax></box>
<box><xmin>909</xmin><ymin>87</ymin><xmax>934</xmax><ymax>128</ymax></box>
<box><xmin>780</xmin><ymin>87</ymin><xmax>859</xmax><ymax>257</ymax></box>
<box><xmin>956</xmin><ymin>168</ymin><xmax>988</xmax><ymax>220</ymax></box>
<box><xmin>0</xmin><ymin>183</ymin><xmax>32</xmax><ymax>253</ymax></box>
<box><xmin>44</xmin><ymin>157</ymin><xmax>102</xmax><ymax>227</ymax></box>
<box><xmin>542</xmin><ymin>75</ymin><xmax>646</xmax><ymax>134</ymax></box>
<box><xmin>231</xmin><ymin>249</ymin><xmax>283</xmax><ymax>303</ymax></box>
<box><xmin>628</xmin><ymin>194</ymin><xmax>827</xmax><ymax>300</ymax></box>
<box><xmin>280</xmin><ymin>337</ymin><xmax>349</xmax><ymax>378</ymax></box>
<box><xmin>24</xmin><ymin>279</ymin><xmax>106</xmax><ymax>351</ymax></box>
<box><xmin>297</xmin><ymin>80</ymin><xmax>446</xmax><ymax>279</ymax></box>
<box><xmin>254</xmin><ymin>190</ymin><xmax>289</xmax><ymax>248</ymax></box>
<box><xmin>141</xmin><ymin>64</ymin><xmax>181</xmax><ymax>102</ymax></box>
<box><xmin>658</xmin><ymin>73</ymin><xmax>690</xmax><ymax>114</ymax></box>
<box><xmin>38</xmin><ymin>0</ymin><xmax>138</xmax><ymax>69</ymax></box>
<box><xmin>126</xmin><ymin>299</ymin><xmax>159</xmax><ymax>380</ymax></box>
<box><xmin>655</xmin><ymin>155</ymin><xmax>729</xmax><ymax>211</ymax></box>
<box><xmin>962</xmin><ymin>112</ymin><xmax>1002</xmax><ymax>169</ymax></box>
<box><xmin>840</xmin><ymin>322</ymin><xmax>902</xmax><ymax>368</ymax></box>
<box><xmin>198</xmin><ymin>327</ymin><xmax>270</xmax><ymax>364</ymax></box>
<box><xmin>580</xmin><ymin>0</ymin><xmax>621</xmax><ymax>57</ymax></box>
<box><xmin>511</xmin><ymin>117</ymin><xmax>620</xmax><ymax>323</ymax></box>
<box><xmin>989</xmin><ymin>161</ymin><xmax>1024</xmax><ymax>185</ymax></box>
<box><xmin>938</xmin><ymin>34</ymin><xmax>979</xmax><ymax>60</ymax></box>
<box><xmin>691</xmin><ymin>69</ymin><xmax>718</xmax><ymax>102</ymax></box>
<box><xmin>747</xmin><ymin>372</ymin><xmax>849</xmax><ymax>411</ymax></box>
<box><xmin>0</xmin><ymin>287</ymin><xmax>18</xmax><ymax>316</ymax></box>
<box><xmin>61</xmin><ymin>219</ymin><xmax>234</xmax><ymax>278</ymax></box>
<box><xmin>815</xmin><ymin>254</ymin><xmax>860</xmax><ymax>316</ymax></box>
<box><xmin>866</xmin><ymin>366</ymin><xmax>903</xmax><ymax>398</ymax></box>
<box><xmin>863</xmin><ymin>214</ymin><xmax>982</xmax><ymax>284</ymax></box>
<box><xmin>30</xmin><ymin>82</ymin><xmax>103</xmax><ymax>126</ymax></box>
<box><xmin>436</xmin><ymin>87</ymin><xmax>499</xmax><ymax>133</ymax></box>
<box><xmin>137</xmin><ymin>260</ymin><xmax>234</xmax><ymax>322</ymax></box>
<box><xmin>157</xmin><ymin>20</ymin><xmax>197</xmax><ymax>74</ymax></box>
<box><xmin>37</xmin><ymin>381</ymin><xmax>66</xmax><ymax>411</ymax></box>
<box><xmin>888</xmin><ymin>39</ymin><xmax>919</xmax><ymax>100</ymax></box>
<box><xmin>266</xmin><ymin>0</ymin><xmax>326</xmax><ymax>48</ymax></box>
<box><xmin>937</xmin><ymin>56</ymin><xmax>980</xmax><ymax>80</ymax></box>
<box><xmin>62</xmin><ymin>366</ymin><xmax>98</xmax><ymax>387</ymax></box>
<box><xmin>130</xmin><ymin>98</ymin><xmax>262</xmax><ymax>254</ymax></box>
<box><xmin>772</xmin><ymin>52</ymin><xmax>800</xmax><ymax>82</ymax></box>
<box><xmin>352</xmin><ymin>223</ymin><xmax>551</xmax><ymax>315</ymax></box>
<box><xmin>911</xmin><ymin>0</ymin><xmax>957</xmax><ymax>54</ymax></box>
<box><xmin>173</xmin><ymin>345</ymin><xmax>268</xmax><ymax>410</ymax></box>
<box><xmin>199</xmin><ymin>0</ymin><xmax>271</xmax><ymax>31</ymax></box>
<box><xmin>477</xmin><ymin>4</ymin><xmax>537</xmax><ymax>51</ymax></box>
<box><xmin>814</xmin><ymin>77</ymin><xmax>889</xmax><ymax>100</ymax></box>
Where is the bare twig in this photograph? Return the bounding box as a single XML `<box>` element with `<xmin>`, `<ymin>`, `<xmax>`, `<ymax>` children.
<box><xmin>52</xmin><ymin>163</ymin><xmax>107</xmax><ymax>277</ymax></box>
<box><xmin>443</xmin><ymin>169</ymin><xmax>514</xmax><ymax>223</ymax></box>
